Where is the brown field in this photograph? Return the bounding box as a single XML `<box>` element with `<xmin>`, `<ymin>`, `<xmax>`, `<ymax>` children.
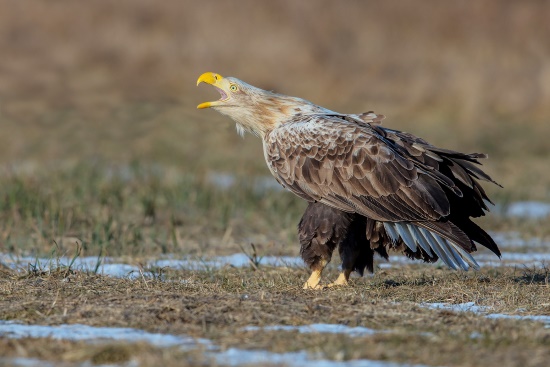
<box><xmin>1</xmin><ymin>265</ymin><xmax>549</xmax><ymax>366</ymax></box>
<box><xmin>0</xmin><ymin>1</ymin><xmax>550</xmax><ymax>366</ymax></box>
<box><xmin>1</xmin><ymin>0</ymin><xmax>550</xmax><ymax>199</ymax></box>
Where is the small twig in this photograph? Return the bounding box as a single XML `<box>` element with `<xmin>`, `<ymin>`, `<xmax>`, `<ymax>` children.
<box><xmin>138</xmin><ymin>264</ymin><xmax>150</xmax><ymax>289</ymax></box>
<box><xmin>237</xmin><ymin>243</ymin><xmax>262</xmax><ymax>271</ymax></box>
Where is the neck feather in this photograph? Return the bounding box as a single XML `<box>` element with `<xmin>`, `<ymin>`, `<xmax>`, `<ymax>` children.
<box><xmin>216</xmin><ymin>93</ymin><xmax>331</xmax><ymax>138</ymax></box>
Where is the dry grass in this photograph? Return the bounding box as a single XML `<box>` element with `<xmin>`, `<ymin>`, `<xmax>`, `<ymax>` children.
<box><xmin>0</xmin><ymin>265</ymin><xmax>549</xmax><ymax>366</ymax></box>
<box><xmin>0</xmin><ymin>1</ymin><xmax>549</xmax><ymax>199</ymax></box>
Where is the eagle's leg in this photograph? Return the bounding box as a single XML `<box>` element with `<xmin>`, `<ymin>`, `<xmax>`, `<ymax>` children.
<box><xmin>326</xmin><ymin>269</ymin><xmax>352</xmax><ymax>288</ymax></box>
<box><xmin>299</xmin><ymin>203</ymin><xmax>355</xmax><ymax>290</ymax></box>
<box><xmin>303</xmin><ymin>260</ymin><xmax>327</xmax><ymax>290</ymax></box>
<box><xmin>327</xmin><ymin>215</ymin><xmax>371</xmax><ymax>288</ymax></box>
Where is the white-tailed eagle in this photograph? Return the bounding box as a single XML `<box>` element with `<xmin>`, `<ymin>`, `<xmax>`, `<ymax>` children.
<box><xmin>196</xmin><ymin>72</ymin><xmax>501</xmax><ymax>289</ymax></box>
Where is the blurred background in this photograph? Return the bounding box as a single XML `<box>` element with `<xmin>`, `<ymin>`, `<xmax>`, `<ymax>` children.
<box><xmin>2</xmin><ymin>0</ymin><xmax>550</xmax><ymax>192</ymax></box>
<box><xmin>1</xmin><ymin>0</ymin><xmax>549</xmax><ymax>256</ymax></box>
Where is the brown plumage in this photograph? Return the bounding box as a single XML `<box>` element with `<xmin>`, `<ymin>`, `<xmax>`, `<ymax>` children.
<box><xmin>197</xmin><ymin>72</ymin><xmax>501</xmax><ymax>289</ymax></box>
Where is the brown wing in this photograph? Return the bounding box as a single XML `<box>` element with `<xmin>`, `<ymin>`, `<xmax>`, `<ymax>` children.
<box><xmin>265</xmin><ymin>115</ymin><xmax>459</xmax><ymax>223</ymax></box>
<box><xmin>375</xmin><ymin>126</ymin><xmax>500</xmax><ymax>216</ymax></box>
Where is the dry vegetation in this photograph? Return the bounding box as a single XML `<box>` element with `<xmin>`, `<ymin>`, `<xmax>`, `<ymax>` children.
<box><xmin>0</xmin><ymin>0</ymin><xmax>549</xmax><ymax>199</ymax></box>
<box><xmin>1</xmin><ymin>1</ymin><xmax>550</xmax><ymax>366</ymax></box>
<box><xmin>0</xmin><ymin>265</ymin><xmax>549</xmax><ymax>366</ymax></box>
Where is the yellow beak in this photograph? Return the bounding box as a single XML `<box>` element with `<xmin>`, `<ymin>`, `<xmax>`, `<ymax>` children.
<box><xmin>196</xmin><ymin>72</ymin><xmax>225</xmax><ymax>109</ymax></box>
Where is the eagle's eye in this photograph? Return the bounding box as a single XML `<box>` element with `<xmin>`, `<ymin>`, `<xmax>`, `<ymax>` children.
<box><xmin>229</xmin><ymin>84</ymin><xmax>238</xmax><ymax>92</ymax></box>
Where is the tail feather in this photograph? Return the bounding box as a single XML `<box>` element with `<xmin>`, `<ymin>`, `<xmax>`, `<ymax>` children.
<box><xmin>383</xmin><ymin>220</ymin><xmax>492</xmax><ymax>271</ymax></box>
<box><xmin>454</xmin><ymin>218</ymin><xmax>501</xmax><ymax>258</ymax></box>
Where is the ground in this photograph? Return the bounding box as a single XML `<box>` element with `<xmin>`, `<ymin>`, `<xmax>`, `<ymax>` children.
<box><xmin>0</xmin><ymin>157</ymin><xmax>549</xmax><ymax>367</ymax></box>
<box><xmin>1</xmin><ymin>262</ymin><xmax>549</xmax><ymax>366</ymax></box>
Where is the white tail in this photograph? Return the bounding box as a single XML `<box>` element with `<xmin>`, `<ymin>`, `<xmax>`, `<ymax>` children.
<box><xmin>383</xmin><ymin>222</ymin><xmax>480</xmax><ymax>271</ymax></box>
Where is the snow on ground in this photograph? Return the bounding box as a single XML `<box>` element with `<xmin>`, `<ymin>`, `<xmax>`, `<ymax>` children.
<box><xmin>242</xmin><ymin>323</ymin><xmax>381</xmax><ymax>337</ymax></box>
<box><xmin>474</xmin><ymin>252</ymin><xmax>550</xmax><ymax>268</ymax></box>
<box><xmin>0</xmin><ymin>320</ymin><xmax>210</xmax><ymax>350</ymax></box>
<box><xmin>153</xmin><ymin>253</ymin><xmax>304</xmax><ymax>270</ymax></box>
<box><xmin>210</xmin><ymin>348</ymin><xmax>431</xmax><ymax>367</ymax></box>
<box><xmin>420</xmin><ymin>302</ymin><xmax>550</xmax><ymax>329</ymax></box>
<box><xmin>1</xmin><ymin>225</ymin><xmax>548</xmax><ymax>279</ymax></box>
<box><xmin>379</xmin><ymin>252</ymin><xmax>550</xmax><ymax>269</ymax></box>
<box><xmin>505</xmin><ymin>201</ymin><xmax>550</xmax><ymax>219</ymax></box>
<box><xmin>422</xmin><ymin>302</ymin><xmax>491</xmax><ymax>313</ymax></box>
<box><xmin>0</xmin><ymin>253</ymin><xmax>304</xmax><ymax>279</ymax></box>
<box><xmin>489</xmin><ymin>231</ymin><xmax>550</xmax><ymax>249</ymax></box>
<box><xmin>206</xmin><ymin>172</ymin><xmax>284</xmax><ymax>193</ymax></box>
<box><xmin>1</xmin><ymin>244</ymin><xmax>549</xmax><ymax>280</ymax></box>
<box><xmin>0</xmin><ymin>321</ymin><xmax>431</xmax><ymax>367</ymax></box>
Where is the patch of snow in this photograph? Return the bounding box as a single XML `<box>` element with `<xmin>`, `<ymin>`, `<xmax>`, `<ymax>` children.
<box><xmin>206</xmin><ymin>172</ymin><xmax>284</xmax><ymax>193</ymax></box>
<box><xmin>475</xmin><ymin>252</ymin><xmax>550</xmax><ymax>268</ymax></box>
<box><xmin>376</xmin><ymin>255</ymin><xmax>417</xmax><ymax>269</ymax></box>
<box><xmin>500</xmin><ymin>252</ymin><xmax>550</xmax><ymax>261</ymax></box>
<box><xmin>469</xmin><ymin>331</ymin><xmax>483</xmax><ymax>339</ymax></box>
<box><xmin>0</xmin><ymin>321</ymin><xmax>433</xmax><ymax>367</ymax></box>
<box><xmin>95</xmin><ymin>263</ymin><xmax>143</xmax><ymax>278</ymax></box>
<box><xmin>2</xmin><ymin>247</ymin><xmax>548</xmax><ymax>282</ymax></box>
<box><xmin>211</xmin><ymin>348</ymin><xmax>431</xmax><ymax>367</ymax></box>
<box><xmin>476</xmin><ymin>252</ymin><xmax>550</xmax><ymax>263</ymax></box>
<box><xmin>506</xmin><ymin>201</ymin><xmax>550</xmax><ymax>219</ymax></box>
<box><xmin>0</xmin><ymin>321</ymin><xmax>211</xmax><ymax>350</ymax></box>
<box><xmin>206</xmin><ymin>172</ymin><xmax>236</xmax><ymax>189</ymax></box>
<box><xmin>381</xmin><ymin>251</ymin><xmax>550</xmax><ymax>269</ymax></box>
<box><xmin>242</xmin><ymin>323</ymin><xmax>381</xmax><ymax>337</ymax></box>
<box><xmin>485</xmin><ymin>314</ymin><xmax>550</xmax><ymax>328</ymax></box>
<box><xmin>420</xmin><ymin>302</ymin><xmax>550</xmax><ymax>328</ymax></box>
<box><xmin>0</xmin><ymin>253</ymin><xmax>305</xmax><ymax>279</ymax></box>
<box><xmin>153</xmin><ymin>253</ymin><xmax>303</xmax><ymax>270</ymax></box>
<box><xmin>0</xmin><ymin>253</ymin><xmax>145</xmax><ymax>279</ymax></box>
<box><xmin>489</xmin><ymin>232</ymin><xmax>550</xmax><ymax>249</ymax></box>
<box><xmin>422</xmin><ymin>301</ymin><xmax>491</xmax><ymax>313</ymax></box>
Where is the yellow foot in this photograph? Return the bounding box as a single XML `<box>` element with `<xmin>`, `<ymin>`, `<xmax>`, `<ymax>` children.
<box><xmin>325</xmin><ymin>272</ymin><xmax>350</xmax><ymax>288</ymax></box>
<box><xmin>303</xmin><ymin>269</ymin><xmax>323</xmax><ymax>290</ymax></box>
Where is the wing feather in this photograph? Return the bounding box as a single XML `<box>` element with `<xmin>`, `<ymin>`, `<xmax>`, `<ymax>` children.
<box><xmin>265</xmin><ymin>116</ymin><xmax>451</xmax><ymax>222</ymax></box>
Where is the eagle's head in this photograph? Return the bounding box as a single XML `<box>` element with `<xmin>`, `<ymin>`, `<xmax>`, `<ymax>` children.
<box><xmin>196</xmin><ymin>72</ymin><xmax>328</xmax><ymax>137</ymax></box>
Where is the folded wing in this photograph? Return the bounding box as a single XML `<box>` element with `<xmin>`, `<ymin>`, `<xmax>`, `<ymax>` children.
<box><xmin>265</xmin><ymin>114</ymin><xmax>500</xmax><ymax>268</ymax></box>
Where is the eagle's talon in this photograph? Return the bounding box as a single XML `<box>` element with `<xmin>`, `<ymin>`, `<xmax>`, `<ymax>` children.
<box><xmin>325</xmin><ymin>272</ymin><xmax>350</xmax><ymax>288</ymax></box>
<box><xmin>303</xmin><ymin>268</ymin><xmax>324</xmax><ymax>290</ymax></box>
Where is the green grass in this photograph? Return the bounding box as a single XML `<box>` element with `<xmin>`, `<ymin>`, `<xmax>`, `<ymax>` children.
<box><xmin>2</xmin><ymin>162</ymin><xmax>550</xmax><ymax>260</ymax></box>
<box><xmin>1</xmin><ymin>162</ymin><xmax>549</xmax><ymax>261</ymax></box>
<box><xmin>0</xmin><ymin>162</ymin><xmax>306</xmax><ymax>258</ymax></box>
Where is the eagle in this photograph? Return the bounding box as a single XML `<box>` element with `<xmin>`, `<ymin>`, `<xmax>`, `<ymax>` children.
<box><xmin>196</xmin><ymin>72</ymin><xmax>501</xmax><ymax>289</ymax></box>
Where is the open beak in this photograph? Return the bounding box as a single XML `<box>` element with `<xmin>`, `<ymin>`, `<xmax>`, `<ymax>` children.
<box><xmin>196</xmin><ymin>72</ymin><xmax>228</xmax><ymax>109</ymax></box>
